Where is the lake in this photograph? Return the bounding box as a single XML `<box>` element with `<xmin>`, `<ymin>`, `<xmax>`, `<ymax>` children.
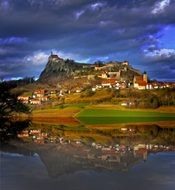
<box><xmin>0</xmin><ymin>118</ymin><xmax>175</xmax><ymax>190</ymax></box>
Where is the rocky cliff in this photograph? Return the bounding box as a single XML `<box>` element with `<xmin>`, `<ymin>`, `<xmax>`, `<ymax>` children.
<box><xmin>39</xmin><ymin>54</ymin><xmax>142</xmax><ymax>84</ymax></box>
<box><xmin>39</xmin><ymin>55</ymin><xmax>83</xmax><ymax>83</ymax></box>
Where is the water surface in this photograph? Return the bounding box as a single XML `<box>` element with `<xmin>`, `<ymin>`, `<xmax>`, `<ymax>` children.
<box><xmin>0</xmin><ymin>119</ymin><xmax>175</xmax><ymax>190</ymax></box>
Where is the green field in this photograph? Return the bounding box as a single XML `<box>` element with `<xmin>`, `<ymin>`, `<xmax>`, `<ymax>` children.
<box><xmin>77</xmin><ymin>109</ymin><xmax>175</xmax><ymax>124</ymax></box>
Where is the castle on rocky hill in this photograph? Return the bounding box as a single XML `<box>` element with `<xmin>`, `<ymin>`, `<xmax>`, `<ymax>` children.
<box><xmin>39</xmin><ymin>53</ymin><xmax>174</xmax><ymax>90</ymax></box>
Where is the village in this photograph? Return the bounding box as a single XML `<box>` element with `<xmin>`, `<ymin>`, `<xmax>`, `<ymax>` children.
<box><xmin>17</xmin><ymin>54</ymin><xmax>175</xmax><ymax>105</ymax></box>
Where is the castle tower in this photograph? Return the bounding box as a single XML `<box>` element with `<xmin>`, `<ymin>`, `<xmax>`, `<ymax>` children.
<box><xmin>48</xmin><ymin>51</ymin><xmax>60</xmax><ymax>62</ymax></box>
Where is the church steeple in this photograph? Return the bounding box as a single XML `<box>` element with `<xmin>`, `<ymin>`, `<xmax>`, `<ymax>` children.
<box><xmin>143</xmin><ymin>71</ymin><xmax>148</xmax><ymax>83</ymax></box>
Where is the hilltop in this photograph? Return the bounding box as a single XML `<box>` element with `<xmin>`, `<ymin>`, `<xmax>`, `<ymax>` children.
<box><xmin>39</xmin><ymin>54</ymin><xmax>85</xmax><ymax>83</ymax></box>
<box><xmin>39</xmin><ymin>53</ymin><xmax>142</xmax><ymax>88</ymax></box>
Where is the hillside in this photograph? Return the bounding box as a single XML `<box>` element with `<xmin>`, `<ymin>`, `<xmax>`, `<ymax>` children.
<box><xmin>39</xmin><ymin>55</ymin><xmax>84</xmax><ymax>83</ymax></box>
<box><xmin>39</xmin><ymin>54</ymin><xmax>142</xmax><ymax>85</ymax></box>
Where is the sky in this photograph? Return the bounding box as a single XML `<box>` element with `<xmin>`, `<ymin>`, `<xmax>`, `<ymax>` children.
<box><xmin>0</xmin><ymin>0</ymin><xmax>175</xmax><ymax>81</ymax></box>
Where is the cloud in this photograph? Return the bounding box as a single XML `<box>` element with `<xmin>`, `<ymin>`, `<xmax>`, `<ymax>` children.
<box><xmin>142</xmin><ymin>47</ymin><xmax>175</xmax><ymax>81</ymax></box>
<box><xmin>75</xmin><ymin>9</ymin><xmax>85</xmax><ymax>20</ymax></box>
<box><xmin>25</xmin><ymin>51</ymin><xmax>49</xmax><ymax>66</ymax></box>
<box><xmin>0</xmin><ymin>48</ymin><xmax>7</xmax><ymax>55</ymax></box>
<box><xmin>90</xmin><ymin>2</ymin><xmax>106</xmax><ymax>11</ymax></box>
<box><xmin>0</xmin><ymin>0</ymin><xmax>175</xmax><ymax>80</ymax></box>
<box><xmin>144</xmin><ymin>48</ymin><xmax>175</xmax><ymax>61</ymax></box>
<box><xmin>74</xmin><ymin>1</ymin><xmax>106</xmax><ymax>20</ymax></box>
<box><xmin>24</xmin><ymin>50</ymin><xmax>86</xmax><ymax>65</ymax></box>
<box><xmin>152</xmin><ymin>0</ymin><xmax>171</xmax><ymax>14</ymax></box>
<box><xmin>0</xmin><ymin>37</ymin><xmax>28</xmax><ymax>45</ymax></box>
<box><xmin>0</xmin><ymin>0</ymin><xmax>10</xmax><ymax>11</ymax></box>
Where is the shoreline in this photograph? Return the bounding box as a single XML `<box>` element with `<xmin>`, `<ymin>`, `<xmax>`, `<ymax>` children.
<box><xmin>9</xmin><ymin>104</ymin><xmax>175</xmax><ymax>126</ymax></box>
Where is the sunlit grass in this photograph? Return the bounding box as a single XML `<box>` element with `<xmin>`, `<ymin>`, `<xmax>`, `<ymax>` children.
<box><xmin>78</xmin><ymin>109</ymin><xmax>175</xmax><ymax>124</ymax></box>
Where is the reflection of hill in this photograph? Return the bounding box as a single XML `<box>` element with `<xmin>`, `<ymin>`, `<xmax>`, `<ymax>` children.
<box><xmin>1</xmin><ymin>136</ymin><xmax>175</xmax><ymax>178</ymax></box>
<box><xmin>38</xmin><ymin>146</ymin><xmax>140</xmax><ymax>178</ymax></box>
<box><xmin>0</xmin><ymin>143</ymin><xmax>142</xmax><ymax>178</ymax></box>
<box><xmin>1</xmin><ymin>119</ymin><xmax>175</xmax><ymax>178</ymax></box>
<box><xmin>0</xmin><ymin>144</ymin><xmax>35</xmax><ymax>157</ymax></box>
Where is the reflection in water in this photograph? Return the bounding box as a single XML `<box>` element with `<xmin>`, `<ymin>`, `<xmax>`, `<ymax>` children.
<box><xmin>1</xmin><ymin>119</ymin><xmax>175</xmax><ymax>190</ymax></box>
<box><xmin>0</xmin><ymin>118</ymin><xmax>31</xmax><ymax>143</ymax></box>
<box><xmin>16</xmin><ymin>120</ymin><xmax>175</xmax><ymax>146</ymax></box>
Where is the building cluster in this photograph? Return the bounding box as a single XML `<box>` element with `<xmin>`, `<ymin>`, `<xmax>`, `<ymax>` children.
<box><xmin>133</xmin><ymin>74</ymin><xmax>175</xmax><ymax>90</ymax></box>
<box><xmin>17</xmin><ymin>89</ymin><xmax>62</xmax><ymax>105</ymax></box>
<box><xmin>72</xmin><ymin>59</ymin><xmax>175</xmax><ymax>91</ymax></box>
<box><xmin>73</xmin><ymin>61</ymin><xmax>132</xmax><ymax>90</ymax></box>
<box><xmin>91</xmin><ymin>63</ymin><xmax>175</xmax><ymax>91</ymax></box>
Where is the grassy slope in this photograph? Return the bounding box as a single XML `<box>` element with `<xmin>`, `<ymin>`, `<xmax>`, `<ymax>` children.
<box><xmin>29</xmin><ymin>103</ymin><xmax>175</xmax><ymax>125</ymax></box>
<box><xmin>78</xmin><ymin>109</ymin><xmax>175</xmax><ymax>117</ymax></box>
<box><xmin>64</xmin><ymin>89</ymin><xmax>114</xmax><ymax>104</ymax></box>
<box><xmin>77</xmin><ymin>109</ymin><xmax>175</xmax><ymax>124</ymax></box>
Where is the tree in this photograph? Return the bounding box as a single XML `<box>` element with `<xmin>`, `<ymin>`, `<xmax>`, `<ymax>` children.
<box><xmin>149</xmin><ymin>96</ymin><xmax>160</xmax><ymax>108</ymax></box>
<box><xmin>0</xmin><ymin>83</ymin><xmax>30</xmax><ymax>117</ymax></box>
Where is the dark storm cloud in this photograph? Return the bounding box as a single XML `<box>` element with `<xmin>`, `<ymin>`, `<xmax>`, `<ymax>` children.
<box><xmin>141</xmin><ymin>60</ymin><xmax>175</xmax><ymax>81</ymax></box>
<box><xmin>0</xmin><ymin>0</ymin><xmax>175</xmax><ymax>80</ymax></box>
